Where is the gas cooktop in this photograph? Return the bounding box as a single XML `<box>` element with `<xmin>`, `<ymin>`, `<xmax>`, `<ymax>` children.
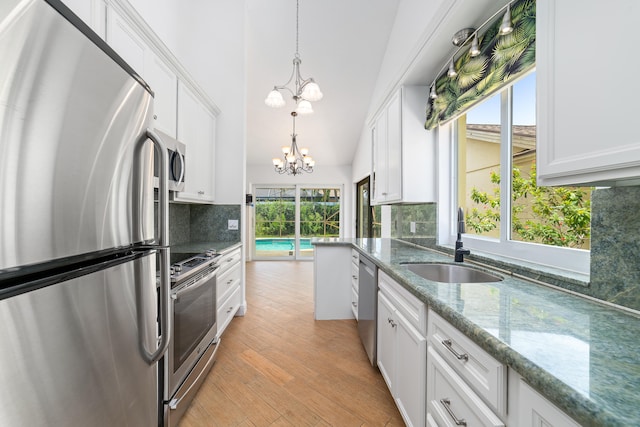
<box><xmin>170</xmin><ymin>250</ymin><xmax>220</xmax><ymax>284</ymax></box>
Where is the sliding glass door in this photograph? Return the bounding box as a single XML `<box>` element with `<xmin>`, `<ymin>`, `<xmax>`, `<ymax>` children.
<box><xmin>254</xmin><ymin>185</ymin><xmax>341</xmax><ymax>260</ymax></box>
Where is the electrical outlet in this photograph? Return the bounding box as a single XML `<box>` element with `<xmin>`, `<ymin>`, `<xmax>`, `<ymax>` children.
<box><xmin>410</xmin><ymin>221</ymin><xmax>416</xmax><ymax>233</ymax></box>
<box><xmin>228</xmin><ymin>219</ymin><xmax>239</xmax><ymax>230</ymax></box>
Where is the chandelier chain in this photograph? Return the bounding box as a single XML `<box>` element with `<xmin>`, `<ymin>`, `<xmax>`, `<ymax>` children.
<box><xmin>295</xmin><ymin>0</ymin><xmax>299</xmax><ymax>57</ymax></box>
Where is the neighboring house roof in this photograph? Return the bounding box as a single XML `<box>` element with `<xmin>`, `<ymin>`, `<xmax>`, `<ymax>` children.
<box><xmin>466</xmin><ymin>124</ymin><xmax>536</xmax><ymax>150</ymax></box>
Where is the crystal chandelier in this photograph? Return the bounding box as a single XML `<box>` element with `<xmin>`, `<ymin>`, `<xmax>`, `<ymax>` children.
<box><xmin>272</xmin><ymin>112</ymin><xmax>314</xmax><ymax>175</ymax></box>
<box><xmin>264</xmin><ymin>0</ymin><xmax>323</xmax><ymax>115</ymax></box>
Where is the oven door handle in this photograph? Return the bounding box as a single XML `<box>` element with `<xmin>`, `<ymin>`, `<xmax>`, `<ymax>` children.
<box><xmin>172</xmin><ymin>268</ymin><xmax>218</xmax><ymax>300</ymax></box>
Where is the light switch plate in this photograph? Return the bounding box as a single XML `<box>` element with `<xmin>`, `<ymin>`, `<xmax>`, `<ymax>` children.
<box><xmin>228</xmin><ymin>219</ymin><xmax>239</xmax><ymax>230</ymax></box>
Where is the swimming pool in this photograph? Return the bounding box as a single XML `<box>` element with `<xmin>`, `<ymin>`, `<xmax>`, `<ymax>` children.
<box><xmin>255</xmin><ymin>238</ymin><xmax>313</xmax><ymax>251</ymax></box>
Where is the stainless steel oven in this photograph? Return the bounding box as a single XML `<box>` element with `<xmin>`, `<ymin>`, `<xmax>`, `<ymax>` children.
<box><xmin>164</xmin><ymin>251</ymin><xmax>220</xmax><ymax>427</ymax></box>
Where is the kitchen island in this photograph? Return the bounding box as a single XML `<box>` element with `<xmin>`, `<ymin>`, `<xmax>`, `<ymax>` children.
<box><xmin>313</xmin><ymin>238</ymin><xmax>640</xmax><ymax>427</ymax></box>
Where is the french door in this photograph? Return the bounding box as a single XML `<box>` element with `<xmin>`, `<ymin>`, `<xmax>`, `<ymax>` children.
<box><xmin>253</xmin><ymin>185</ymin><xmax>341</xmax><ymax>260</ymax></box>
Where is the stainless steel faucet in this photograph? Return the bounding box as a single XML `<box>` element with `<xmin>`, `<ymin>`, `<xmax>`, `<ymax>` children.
<box><xmin>455</xmin><ymin>207</ymin><xmax>470</xmax><ymax>262</ymax></box>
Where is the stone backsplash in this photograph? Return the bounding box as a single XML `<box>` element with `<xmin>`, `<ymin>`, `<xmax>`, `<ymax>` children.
<box><xmin>165</xmin><ymin>203</ymin><xmax>242</xmax><ymax>245</ymax></box>
<box><xmin>391</xmin><ymin>203</ymin><xmax>437</xmax><ymax>247</ymax></box>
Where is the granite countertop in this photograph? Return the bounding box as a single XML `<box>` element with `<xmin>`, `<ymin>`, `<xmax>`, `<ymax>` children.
<box><xmin>312</xmin><ymin>238</ymin><xmax>640</xmax><ymax>427</ymax></box>
<box><xmin>171</xmin><ymin>241</ymin><xmax>241</xmax><ymax>255</ymax></box>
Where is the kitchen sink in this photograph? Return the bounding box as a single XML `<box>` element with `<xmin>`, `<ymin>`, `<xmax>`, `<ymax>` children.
<box><xmin>403</xmin><ymin>263</ymin><xmax>503</xmax><ymax>283</ymax></box>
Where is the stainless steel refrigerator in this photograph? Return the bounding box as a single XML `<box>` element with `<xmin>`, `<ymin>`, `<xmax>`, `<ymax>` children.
<box><xmin>0</xmin><ymin>0</ymin><xmax>171</xmax><ymax>425</ymax></box>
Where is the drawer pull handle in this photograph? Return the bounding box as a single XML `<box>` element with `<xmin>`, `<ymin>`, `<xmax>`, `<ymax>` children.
<box><xmin>442</xmin><ymin>339</ymin><xmax>469</xmax><ymax>361</ymax></box>
<box><xmin>387</xmin><ymin>318</ymin><xmax>396</xmax><ymax>328</ymax></box>
<box><xmin>352</xmin><ymin>275</ymin><xmax>358</xmax><ymax>280</ymax></box>
<box><xmin>440</xmin><ymin>398</ymin><xmax>467</xmax><ymax>426</ymax></box>
<box><xmin>226</xmin><ymin>306</ymin><xmax>233</xmax><ymax>313</ymax></box>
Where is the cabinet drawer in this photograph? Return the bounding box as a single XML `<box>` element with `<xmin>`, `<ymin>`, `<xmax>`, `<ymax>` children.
<box><xmin>217</xmin><ymin>262</ymin><xmax>241</xmax><ymax>303</ymax></box>
<box><xmin>378</xmin><ymin>270</ymin><xmax>426</xmax><ymax>334</ymax></box>
<box><xmin>351</xmin><ymin>249</ymin><xmax>359</xmax><ymax>266</ymax></box>
<box><xmin>428</xmin><ymin>309</ymin><xmax>506</xmax><ymax>415</ymax></box>
<box><xmin>351</xmin><ymin>286</ymin><xmax>358</xmax><ymax>320</ymax></box>
<box><xmin>427</xmin><ymin>347</ymin><xmax>504</xmax><ymax>427</ymax></box>
<box><xmin>351</xmin><ymin>262</ymin><xmax>359</xmax><ymax>291</ymax></box>
<box><xmin>217</xmin><ymin>285</ymin><xmax>241</xmax><ymax>338</ymax></box>
<box><xmin>217</xmin><ymin>247</ymin><xmax>241</xmax><ymax>275</ymax></box>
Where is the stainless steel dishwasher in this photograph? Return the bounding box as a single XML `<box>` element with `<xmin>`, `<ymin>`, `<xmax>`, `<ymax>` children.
<box><xmin>358</xmin><ymin>255</ymin><xmax>378</xmax><ymax>366</ymax></box>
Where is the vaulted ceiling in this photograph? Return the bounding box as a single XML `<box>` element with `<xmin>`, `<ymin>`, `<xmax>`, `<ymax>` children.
<box><xmin>245</xmin><ymin>0</ymin><xmax>400</xmax><ymax>168</ymax></box>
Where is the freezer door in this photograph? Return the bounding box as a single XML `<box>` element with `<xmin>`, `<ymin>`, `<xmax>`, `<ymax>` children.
<box><xmin>0</xmin><ymin>252</ymin><xmax>159</xmax><ymax>426</ymax></box>
<box><xmin>0</xmin><ymin>0</ymin><xmax>155</xmax><ymax>271</ymax></box>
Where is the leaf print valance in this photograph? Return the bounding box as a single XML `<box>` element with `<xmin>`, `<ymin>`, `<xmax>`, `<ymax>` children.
<box><xmin>424</xmin><ymin>0</ymin><xmax>536</xmax><ymax>130</ymax></box>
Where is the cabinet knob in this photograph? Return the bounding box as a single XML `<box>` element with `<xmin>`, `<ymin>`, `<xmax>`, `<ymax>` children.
<box><xmin>153</xmin><ymin>114</ymin><xmax>158</xmax><ymax>120</ymax></box>
<box><xmin>198</xmin><ymin>191</ymin><xmax>205</xmax><ymax>195</ymax></box>
<box><xmin>226</xmin><ymin>306</ymin><xmax>233</xmax><ymax>313</ymax></box>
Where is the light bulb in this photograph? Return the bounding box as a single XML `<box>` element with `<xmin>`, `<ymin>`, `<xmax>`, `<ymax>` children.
<box><xmin>301</xmin><ymin>80</ymin><xmax>323</xmax><ymax>102</ymax></box>
<box><xmin>470</xmin><ymin>33</ymin><xmax>480</xmax><ymax>57</ymax></box>
<box><xmin>499</xmin><ymin>4</ymin><xmax>513</xmax><ymax>35</ymax></box>
<box><xmin>272</xmin><ymin>158</ymin><xmax>281</xmax><ymax>166</ymax></box>
<box><xmin>282</xmin><ymin>146</ymin><xmax>290</xmax><ymax>154</ymax></box>
<box><xmin>300</xmin><ymin>147</ymin><xmax>309</xmax><ymax>156</ymax></box>
<box><xmin>265</xmin><ymin>88</ymin><xmax>285</xmax><ymax>108</ymax></box>
<box><xmin>286</xmin><ymin>154</ymin><xmax>295</xmax><ymax>163</ymax></box>
<box><xmin>429</xmin><ymin>83</ymin><xmax>438</xmax><ymax>99</ymax></box>
<box><xmin>295</xmin><ymin>99</ymin><xmax>314</xmax><ymax>115</ymax></box>
<box><xmin>447</xmin><ymin>58</ymin><xmax>457</xmax><ymax>78</ymax></box>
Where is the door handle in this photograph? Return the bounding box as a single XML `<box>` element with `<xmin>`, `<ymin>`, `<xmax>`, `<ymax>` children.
<box><xmin>141</xmin><ymin>129</ymin><xmax>171</xmax><ymax>365</ymax></box>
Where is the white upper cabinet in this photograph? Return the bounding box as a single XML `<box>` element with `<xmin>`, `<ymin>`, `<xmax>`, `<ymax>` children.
<box><xmin>371</xmin><ymin>86</ymin><xmax>436</xmax><ymax>205</ymax></box>
<box><xmin>106</xmin><ymin>6</ymin><xmax>178</xmax><ymax>137</ymax></box>
<box><xmin>62</xmin><ymin>0</ymin><xmax>106</xmax><ymax>39</ymax></box>
<box><xmin>145</xmin><ymin>54</ymin><xmax>178</xmax><ymax>138</ymax></box>
<box><xmin>173</xmin><ymin>81</ymin><xmax>216</xmax><ymax>203</ymax></box>
<box><xmin>537</xmin><ymin>0</ymin><xmax>640</xmax><ymax>186</ymax></box>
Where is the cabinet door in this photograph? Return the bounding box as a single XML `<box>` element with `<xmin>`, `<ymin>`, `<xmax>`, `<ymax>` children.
<box><xmin>106</xmin><ymin>7</ymin><xmax>145</xmax><ymax>75</ymax></box>
<box><xmin>517</xmin><ymin>380</ymin><xmax>580</xmax><ymax>427</ymax></box>
<box><xmin>385</xmin><ymin>90</ymin><xmax>402</xmax><ymax>202</ymax></box>
<box><xmin>377</xmin><ymin>291</ymin><xmax>396</xmax><ymax>392</ymax></box>
<box><xmin>537</xmin><ymin>0</ymin><xmax>640</xmax><ymax>186</ymax></box>
<box><xmin>395</xmin><ymin>309</ymin><xmax>426</xmax><ymax>427</ymax></box>
<box><xmin>372</xmin><ymin>112</ymin><xmax>388</xmax><ymax>204</ymax></box>
<box><xmin>62</xmin><ymin>0</ymin><xmax>106</xmax><ymax>39</ymax></box>
<box><xmin>145</xmin><ymin>53</ymin><xmax>177</xmax><ymax>137</ymax></box>
<box><xmin>175</xmin><ymin>81</ymin><xmax>215</xmax><ymax>203</ymax></box>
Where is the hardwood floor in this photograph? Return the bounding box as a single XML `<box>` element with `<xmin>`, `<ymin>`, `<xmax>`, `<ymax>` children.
<box><xmin>179</xmin><ymin>261</ymin><xmax>404</xmax><ymax>427</ymax></box>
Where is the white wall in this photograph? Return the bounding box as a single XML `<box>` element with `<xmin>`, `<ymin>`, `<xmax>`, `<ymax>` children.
<box><xmin>246</xmin><ymin>164</ymin><xmax>354</xmax><ymax>240</ymax></box>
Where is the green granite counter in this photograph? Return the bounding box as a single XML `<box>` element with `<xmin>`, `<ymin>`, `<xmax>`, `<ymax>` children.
<box><xmin>312</xmin><ymin>238</ymin><xmax>640</xmax><ymax>427</ymax></box>
<box><xmin>171</xmin><ymin>241</ymin><xmax>241</xmax><ymax>261</ymax></box>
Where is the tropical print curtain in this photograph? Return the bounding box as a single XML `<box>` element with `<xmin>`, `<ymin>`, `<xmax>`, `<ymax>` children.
<box><xmin>424</xmin><ymin>0</ymin><xmax>536</xmax><ymax>129</ymax></box>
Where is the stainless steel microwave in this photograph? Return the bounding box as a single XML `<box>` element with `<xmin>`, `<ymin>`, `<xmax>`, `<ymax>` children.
<box><xmin>153</xmin><ymin>129</ymin><xmax>186</xmax><ymax>192</ymax></box>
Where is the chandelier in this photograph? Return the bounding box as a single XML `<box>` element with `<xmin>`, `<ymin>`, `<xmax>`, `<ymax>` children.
<box><xmin>264</xmin><ymin>0</ymin><xmax>323</xmax><ymax>115</ymax></box>
<box><xmin>272</xmin><ymin>112</ymin><xmax>314</xmax><ymax>175</ymax></box>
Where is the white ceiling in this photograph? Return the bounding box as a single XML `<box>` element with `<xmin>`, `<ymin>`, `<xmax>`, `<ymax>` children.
<box><xmin>245</xmin><ymin>0</ymin><xmax>400</xmax><ymax>168</ymax></box>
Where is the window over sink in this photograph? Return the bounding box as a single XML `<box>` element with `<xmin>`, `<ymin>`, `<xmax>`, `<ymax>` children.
<box><xmin>451</xmin><ymin>70</ymin><xmax>592</xmax><ymax>275</ymax></box>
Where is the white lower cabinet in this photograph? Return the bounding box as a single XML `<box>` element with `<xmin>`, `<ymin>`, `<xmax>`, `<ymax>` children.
<box><xmin>426</xmin><ymin>308</ymin><xmax>506</xmax><ymax>427</ymax></box>
<box><xmin>216</xmin><ymin>247</ymin><xmax>242</xmax><ymax>338</ymax></box>
<box><xmin>427</xmin><ymin>347</ymin><xmax>504</xmax><ymax>427</ymax></box>
<box><xmin>377</xmin><ymin>271</ymin><xmax>426</xmax><ymax>427</ymax></box>
<box><xmin>512</xmin><ymin>376</ymin><xmax>581</xmax><ymax>427</ymax></box>
<box><xmin>313</xmin><ymin>245</ymin><xmax>353</xmax><ymax>320</ymax></box>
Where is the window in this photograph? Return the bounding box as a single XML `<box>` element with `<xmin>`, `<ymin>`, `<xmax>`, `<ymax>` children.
<box><xmin>454</xmin><ymin>71</ymin><xmax>591</xmax><ymax>274</ymax></box>
<box><xmin>253</xmin><ymin>185</ymin><xmax>341</xmax><ymax>260</ymax></box>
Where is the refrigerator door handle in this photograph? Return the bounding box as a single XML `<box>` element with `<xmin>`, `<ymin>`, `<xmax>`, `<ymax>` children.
<box><xmin>141</xmin><ymin>129</ymin><xmax>170</xmax><ymax>364</ymax></box>
<box><xmin>147</xmin><ymin>129</ymin><xmax>169</xmax><ymax>247</ymax></box>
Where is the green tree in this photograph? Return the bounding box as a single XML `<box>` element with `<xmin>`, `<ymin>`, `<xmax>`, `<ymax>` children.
<box><xmin>466</xmin><ymin>163</ymin><xmax>591</xmax><ymax>248</ymax></box>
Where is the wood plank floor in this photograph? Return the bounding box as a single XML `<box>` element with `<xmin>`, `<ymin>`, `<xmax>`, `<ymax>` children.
<box><xmin>179</xmin><ymin>261</ymin><xmax>404</xmax><ymax>427</ymax></box>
